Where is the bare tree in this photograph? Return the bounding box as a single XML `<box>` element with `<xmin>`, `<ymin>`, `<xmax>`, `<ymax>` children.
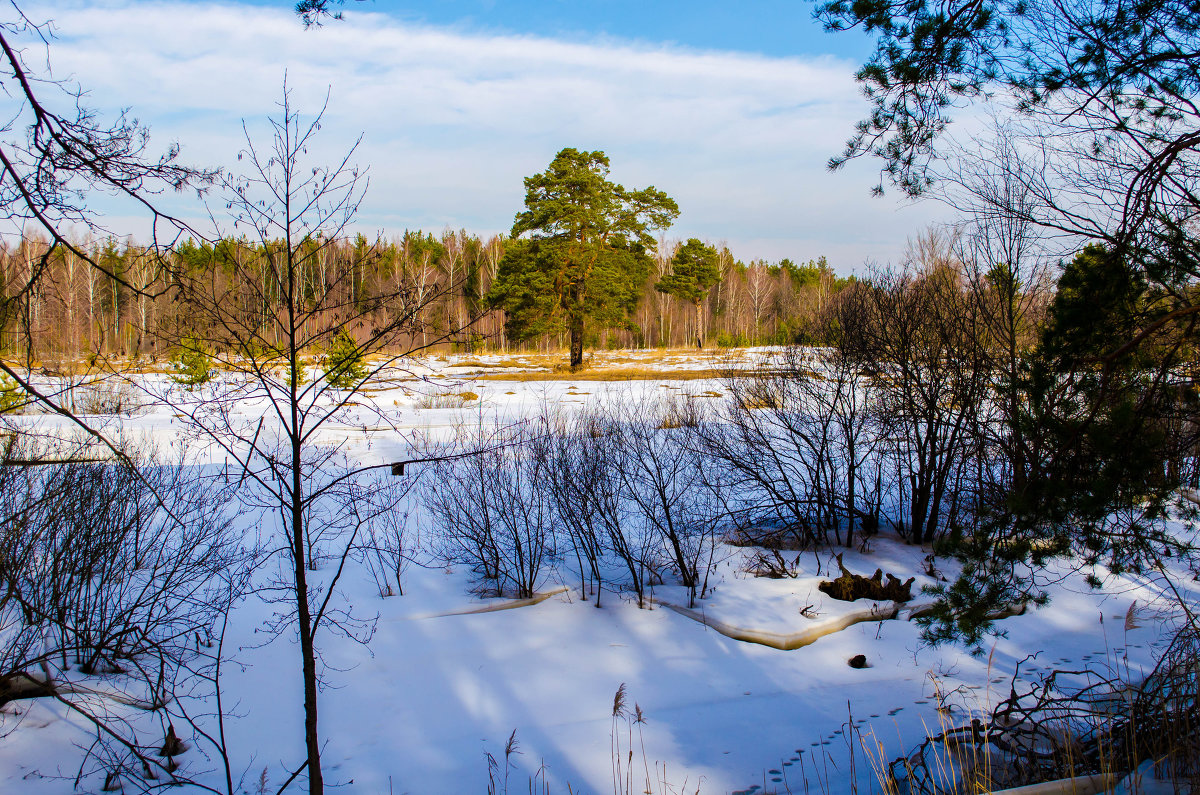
<box><xmin>837</xmin><ymin>237</ymin><xmax>990</xmax><ymax>544</ymax></box>
<box><xmin>744</xmin><ymin>261</ymin><xmax>772</xmax><ymax>341</ymax></box>
<box><xmin>136</xmin><ymin>86</ymin><xmax>465</xmax><ymax>794</ymax></box>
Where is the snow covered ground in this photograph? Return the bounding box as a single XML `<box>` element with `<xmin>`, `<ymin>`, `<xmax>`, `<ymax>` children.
<box><xmin>0</xmin><ymin>351</ymin><xmax>1192</xmax><ymax>794</ymax></box>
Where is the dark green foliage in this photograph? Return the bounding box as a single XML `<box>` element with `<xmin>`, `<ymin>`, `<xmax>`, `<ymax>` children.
<box><xmin>488</xmin><ymin>148</ymin><xmax>679</xmax><ymax>368</ymax></box>
<box><xmin>169</xmin><ymin>335</ymin><xmax>215</xmax><ymax>390</ymax></box>
<box><xmin>657</xmin><ymin>239</ymin><xmax>720</xmax><ymax>348</ymax></box>
<box><xmin>0</xmin><ymin>372</ymin><xmax>26</xmax><ymax>413</ymax></box>
<box><xmin>817</xmin><ymin>0</ymin><xmax>1200</xmax><ymax>196</ymax></box>
<box><xmin>920</xmin><ymin>245</ymin><xmax>1199</xmax><ymax>648</ymax></box>
<box><xmin>322</xmin><ymin>328</ymin><xmax>366</xmax><ymax>389</ymax></box>
<box><xmin>657</xmin><ymin>239</ymin><xmax>720</xmax><ymax>306</ymax></box>
<box><xmin>1040</xmin><ymin>246</ymin><xmax>1146</xmax><ymax>369</ymax></box>
<box><xmin>486</xmin><ymin>239</ymin><xmax>565</xmax><ymax>341</ymax></box>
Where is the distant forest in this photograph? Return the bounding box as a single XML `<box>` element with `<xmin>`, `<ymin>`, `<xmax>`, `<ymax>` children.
<box><xmin>0</xmin><ymin>230</ymin><xmax>849</xmax><ymax>362</ymax></box>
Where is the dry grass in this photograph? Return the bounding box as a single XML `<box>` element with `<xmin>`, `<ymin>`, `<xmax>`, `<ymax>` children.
<box><xmin>449</xmin><ymin>360</ymin><xmax>517</xmax><ymax>369</ymax></box>
<box><xmin>477</xmin><ymin>367</ymin><xmax>724</xmax><ymax>382</ymax></box>
<box><xmin>4</xmin><ymin>356</ymin><xmax>175</xmax><ymax>377</ymax></box>
<box><xmin>413</xmin><ymin>391</ymin><xmax>480</xmax><ymax>409</ymax></box>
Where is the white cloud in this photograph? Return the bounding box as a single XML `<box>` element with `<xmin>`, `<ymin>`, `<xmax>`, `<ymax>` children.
<box><xmin>24</xmin><ymin>0</ymin><xmax>950</xmax><ymax>267</ymax></box>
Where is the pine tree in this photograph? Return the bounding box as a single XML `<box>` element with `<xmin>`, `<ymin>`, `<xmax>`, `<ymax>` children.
<box><xmin>323</xmin><ymin>328</ymin><xmax>366</xmax><ymax>389</ymax></box>
<box><xmin>488</xmin><ymin>148</ymin><xmax>678</xmax><ymax>369</ymax></box>
<box><xmin>170</xmin><ymin>335</ymin><xmax>215</xmax><ymax>390</ymax></box>
<box><xmin>656</xmin><ymin>238</ymin><xmax>720</xmax><ymax>349</ymax></box>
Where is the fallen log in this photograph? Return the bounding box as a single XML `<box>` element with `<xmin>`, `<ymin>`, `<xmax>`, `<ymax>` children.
<box><xmin>818</xmin><ymin>553</ymin><xmax>914</xmax><ymax>602</ymax></box>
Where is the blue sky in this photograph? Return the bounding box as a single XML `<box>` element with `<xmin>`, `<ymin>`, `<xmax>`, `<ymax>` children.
<box><xmin>22</xmin><ymin>0</ymin><xmax>949</xmax><ymax>270</ymax></box>
<box><xmin>297</xmin><ymin>0</ymin><xmax>880</xmax><ymax>61</ymax></box>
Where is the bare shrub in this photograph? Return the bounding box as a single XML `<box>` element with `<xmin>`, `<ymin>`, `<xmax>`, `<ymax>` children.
<box><xmin>68</xmin><ymin>377</ymin><xmax>145</xmax><ymax>416</ymax></box>
<box><xmin>610</xmin><ymin>393</ymin><xmax>724</xmax><ymax>607</ymax></box>
<box><xmin>888</xmin><ymin>625</ymin><xmax>1200</xmax><ymax>794</ymax></box>
<box><xmin>700</xmin><ymin>344</ymin><xmax>882</xmax><ymax>550</ymax></box>
<box><xmin>352</xmin><ymin>477</ymin><xmax>413</xmax><ymax>598</ymax></box>
<box><xmin>537</xmin><ymin>406</ymin><xmax>613</xmax><ymax>604</ymax></box>
<box><xmin>424</xmin><ymin>421</ymin><xmax>554</xmax><ymax>598</ymax></box>
<box><xmin>0</xmin><ymin>434</ymin><xmax>246</xmax><ymax>787</ymax></box>
<box><xmin>1</xmin><ymin>444</ymin><xmax>240</xmax><ymax>683</ymax></box>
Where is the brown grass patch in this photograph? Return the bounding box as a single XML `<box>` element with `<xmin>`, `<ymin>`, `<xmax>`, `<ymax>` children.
<box><xmin>477</xmin><ymin>367</ymin><xmax>723</xmax><ymax>383</ymax></box>
<box><xmin>413</xmin><ymin>391</ymin><xmax>480</xmax><ymax>409</ymax></box>
<box><xmin>449</xmin><ymin>360</ymin><xmax>514</xmax><ymax>369</ymax></box>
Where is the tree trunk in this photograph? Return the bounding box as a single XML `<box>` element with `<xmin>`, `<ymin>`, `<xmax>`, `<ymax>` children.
<box><xmin>694</xmin><ymin>300</ymin><xmax>703</xmax><ymax>349</ymax></box>
<box><xmin>291</xmin><ymin>335</ymin><xmax>323</xmax><ymax>794</ymax></box>
<box><xmin>569</xmin><ymin>313</ymin><xmax>584</xmax><ymax>369</ymax></box>
<box><xmin>568</xmin><ymin>282</ymin><xmax>585</xmax><ymax>369</ymax></box>
<box><xmin>292</xmin><ymin>484</ymin><xmax>324</xmax><ymax>795</ymax></box>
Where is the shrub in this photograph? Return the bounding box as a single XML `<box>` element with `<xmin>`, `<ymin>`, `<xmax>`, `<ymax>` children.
<box><xmin>0</xmin><ymin>372</ymin><xmax>26</xmax><ymax>414</ymax></box>
<box><xmin>71</xmin><ymin>378</ymin><xmax>143</xmax><ymax>416</ymax></box>
<box><xmin>322</xmin><ymin>329</ymin><xmax>366</xmax><ymax>389</ymax></box>
<box><xmin>424</xmin><ymin>422</ymin><xmax>553</xmax><ymax>598</ymax></box>
<box><xmin>170</xmin><ymin>336</ymin><xmax>215</xmax><ymax>390</ymax></box>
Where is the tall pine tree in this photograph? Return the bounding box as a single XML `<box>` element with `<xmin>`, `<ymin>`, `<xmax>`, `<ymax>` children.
<box><xmin>488</xmin><ymin>148</ymin><xmax>678</xmax><ymax>369</ymax></box>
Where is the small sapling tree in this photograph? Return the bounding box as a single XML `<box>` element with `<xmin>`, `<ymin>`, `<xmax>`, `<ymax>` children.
<box><xmin>0</xmin><ymin>372</ymin><xmax>26</xmax><ymax>413</ymax></box>
<box><xmin>170</xmin><ymin>334</ymin><xmax>216</xmax><ymax>390</ymax></box>
<box><xmin>141</xmin><ymin>87</ymin><xmax>459</xmax><ymax>795</ymax></box>
<box><xmin>322</xmin><ymin>328</ymin><xmax>366</xmax><ymax>390</ymax></box>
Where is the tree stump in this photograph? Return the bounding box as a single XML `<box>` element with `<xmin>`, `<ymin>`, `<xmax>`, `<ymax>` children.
<box><xmin>818</xmin><ymin>553</ymin><xmax>914</xmax><ymax>602</ymax></box>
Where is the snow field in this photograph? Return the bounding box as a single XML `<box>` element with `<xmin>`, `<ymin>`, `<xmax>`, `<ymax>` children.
<box><xmin>0</xmin><ymin>354</ymin><xmax>1189</xmax><ymax>794</ymax></box>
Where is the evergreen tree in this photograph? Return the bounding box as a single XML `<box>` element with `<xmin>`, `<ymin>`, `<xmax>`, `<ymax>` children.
<box><xmin>0</xmin><ymin>371</ymin><xmax>25</xmax><ymax>413</ymax></box>
<box><xmin>170</xmin><ymin>334</ymin><xmax>216</xmax><ymax>390</ymax></box>
<box><xmin>656</xmin><ymin>238</ymin><xmax>720</xmax><ymax>349</ymax></box>
<box><xmin>322</xmin><ymin>328</ymin><xmax>366</xmax><ymax>389</ymax></box>
<box><xmin>488</xmin><ymin>148</ymin><xmax>678</xmax><ymax>369</ymax></box>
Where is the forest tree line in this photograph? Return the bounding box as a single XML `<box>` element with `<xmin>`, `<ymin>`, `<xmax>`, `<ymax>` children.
<box><xmin>0</xmin><ymin>229</ymin><xmax>848</xmax><ymax>363</ymax></box>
